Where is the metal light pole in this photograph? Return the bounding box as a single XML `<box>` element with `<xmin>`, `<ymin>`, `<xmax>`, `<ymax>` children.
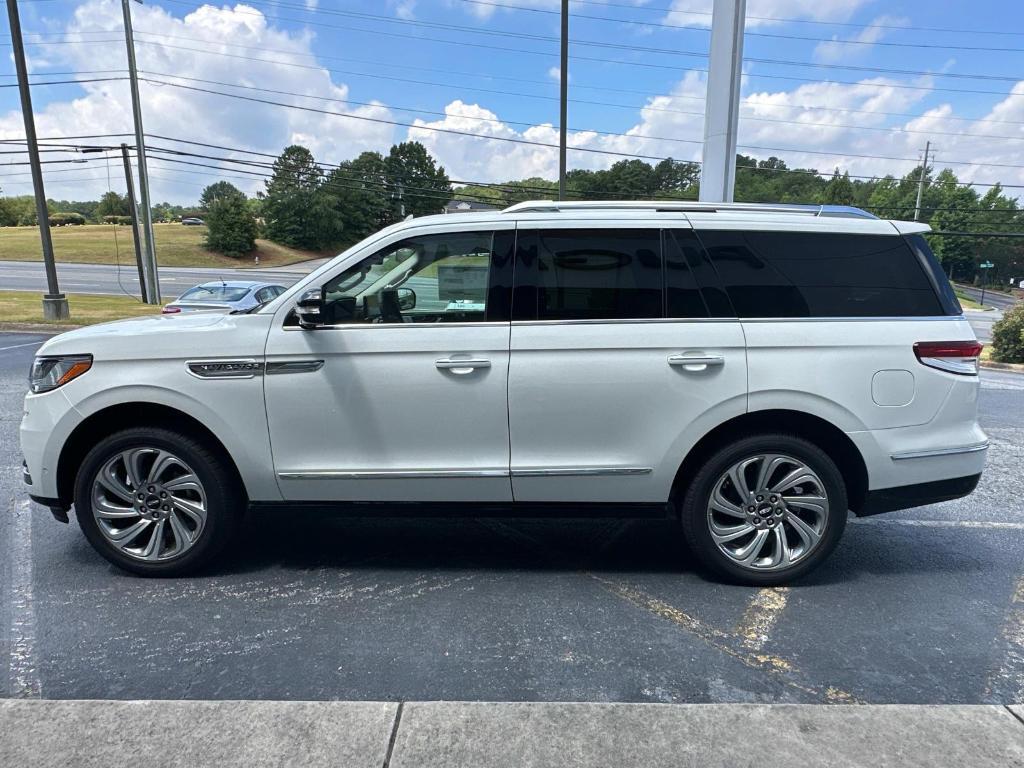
<box><xmin>558</xmin><ymin>0</ymin><xmax>568</xmax><ymax>200</ymax></box>
<box><xmin>121</xmin><ymin>0</ymin><xmax>160</xmax><ymax>303</ymax></box>
<box><xmin>120</xmin><ymin>144</ymin><xmax>149</xmax><ymax>303</ymax></box>
<box><xmin>6</xmin><ymin>0</ymin><xmax>70</xmax><ymax>320</ymax></box>
<box><xmin>699</xmin><ymin>0</ymin><xmax>747</xmax><ymax>203</ymax></box>
<box><xmin>917</xmin><ymin>140</ymin><xmax>933</xmax><ymax>221</ymax></box>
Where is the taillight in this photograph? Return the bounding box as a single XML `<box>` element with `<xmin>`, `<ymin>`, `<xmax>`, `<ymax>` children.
<box><xmin>913</xmin><ymin>340</ymin><xmax>983</xmax><ymax>376</ymax></box>
<box><xmin>161</xmin><ymin>306</ymin><xmax>181</xmax><ymax>314</ymax></box>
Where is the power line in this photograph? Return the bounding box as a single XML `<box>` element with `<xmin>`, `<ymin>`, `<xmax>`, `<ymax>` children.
<box><xmin>0</xmin><ymin>76</ymin><xmax>128</xmax><ymax>88</ymax></box>
<box><xmin>456</xmin><ymin>0</ymin><xmax>1024</xmax><ymax>53</ymax></box>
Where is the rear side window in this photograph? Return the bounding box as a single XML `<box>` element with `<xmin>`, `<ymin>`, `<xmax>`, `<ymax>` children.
<box><xmin>514</xmin><ymin>229</ymin><xmax>662</xmax><ymax>320</ymax></box>
<box><xmin>698</xmin><ymin>230</ymin><xmax>946</xmax><ymax>318</ymax></box>
<box><xmin>904</xmin><ymin>234</ymin><xmax>962</xmax><ymax>315</ymax></box>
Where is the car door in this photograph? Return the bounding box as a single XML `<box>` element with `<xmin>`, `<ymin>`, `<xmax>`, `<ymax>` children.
<box><xmin>507</xmin><ymin>221</ymin><xmax>747</xmax><ymax>504</ymax></box>
<box><xmin>264</xmin><ymin>223</ymin><xmax>514</xmax><ymax>502</ymax></box>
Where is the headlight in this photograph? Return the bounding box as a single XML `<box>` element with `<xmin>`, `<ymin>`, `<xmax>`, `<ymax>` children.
<box><xmin>29</xmin><ymin>355</ymin><xmax>93</xmax><ymax>394</ymax></box>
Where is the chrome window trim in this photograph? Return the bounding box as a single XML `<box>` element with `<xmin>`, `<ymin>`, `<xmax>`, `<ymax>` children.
<box><xmin>890</xmin><ymin>442</ymin><xmax>989</xmax><ymax>461</ymax></box>
<box><xmin>509</xmin><ymin>315</ymin><xmax>962</xmax><ymax>327</ymax></box>
<box><xmin>186</xmin><ymin>359</ymin><xmax>263</xmax><ymax>379</ymax></box>
<box><xmin>283</xmin><ymin>320</ymin><xmax>510</xmax><ymax>331</ymax></box>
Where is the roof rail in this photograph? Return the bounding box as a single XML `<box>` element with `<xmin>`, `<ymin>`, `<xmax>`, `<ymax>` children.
<box><xmin>500</xmin><ymin>200</ymin><xmax>877</xmax><ymax>219</ymax></box>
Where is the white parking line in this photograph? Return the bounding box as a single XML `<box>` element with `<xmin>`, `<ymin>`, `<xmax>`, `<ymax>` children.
<box><xmin>735</xmin><ymin>588</ymin><xmax>790</xmax><ymax>652</ymax></box>
<box><xmin>0</xmin><ymin>341</ymin><xmax>44</xmax><ymax>353</ymax></box>
<box><xmin>851</xmin><ymin>518</ymin><xmax>1024</xmax><ymax>530</ymax></box>
<box><xmin>7</xmin><ymin>500</ymin><xmax>40</xmax><ymax>698</ymax></box>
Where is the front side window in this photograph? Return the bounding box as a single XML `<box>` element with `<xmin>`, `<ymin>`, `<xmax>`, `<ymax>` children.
<box><xmin>699</xmin><ymin>230</ymin><xmax>946</xmax><ymax>318</ymax></box>
<box><xmin>516</xmin><ymin>229</ymin><xmax>663</xmax><ymax>320</ymax></box>
<box><xmin>320</xmin><ymin>231</ymin><xmax>497</xmax><ymax>325</ymax></box>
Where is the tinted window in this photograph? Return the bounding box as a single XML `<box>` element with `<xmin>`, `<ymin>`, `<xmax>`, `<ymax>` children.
<box><xmin>698</xmin><ymin>230</ymin><xmax>945</xmax><ymax>318</ymax></box>
<box><xmin>904</xmin><ymin>234</ymin><xmax>962</xmax><ymax>315</ymax></box>
<box><xmin>515</xmin><ymin>229</ymin><xmax>662</xmax><ymax>320</ymax></box>
<box><xmin>665</xmin><ymin>230</ymin><xmax>711</xmax><ymax>318</ymax></box>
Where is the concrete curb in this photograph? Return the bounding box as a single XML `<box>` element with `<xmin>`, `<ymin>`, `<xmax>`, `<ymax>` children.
<box><xmin>1</xmin><ymin>701</ymin><xmax>1022</xmax><ymax>768</ymax></box>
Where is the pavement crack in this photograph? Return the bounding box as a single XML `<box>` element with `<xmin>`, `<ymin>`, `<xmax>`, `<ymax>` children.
<box><xmin>382</xmin><ymin>701</ymin><xmax>404</xmax><ymax>768</ymax></box>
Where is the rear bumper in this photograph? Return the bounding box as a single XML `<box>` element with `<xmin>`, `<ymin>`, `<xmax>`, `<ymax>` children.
<box><xmin>857</xmin><ymin>473</ymin><xmax>982</xmax><ymax>516</ymax></box>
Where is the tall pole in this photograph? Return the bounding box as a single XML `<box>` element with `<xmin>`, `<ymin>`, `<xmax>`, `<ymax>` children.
<box><xmin>699</xmin><ymin>0</ymin><xmax>747</xmax><ymax>203</ymax></box>
<box><xmin>914</xmin><ymin>140</ymin><xmax>931</xmax><ymax>222</ymax></box>
<box><xmin>6</xmin><ymin>0</ymin><xmax>69</xmax><ymax>320</ymax></box>
<box><xmin>120</xmin><ymin>144</ymin><xmax>149</xmax><ymax>303</ymax></box>
<box><xmin>121</xmin><ymin>0</ymin><xmax>160</xmax><ymax>303</ymax></box>
<box><xmin>558</xmin><ymin>0</ymin><xmax>568</xmax><ymax>200</ymax></box>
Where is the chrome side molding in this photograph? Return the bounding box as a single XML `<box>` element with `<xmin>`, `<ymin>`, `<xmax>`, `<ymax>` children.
<box><xmin>266</xmin><ymin>360</ymin><xmax>325</xmax><ymax>375</ymax></box>
<box><xmin>890</xmin><ymin>442</ymin><xmax>989</xmax><ymax>461</ymax></box>
<box><xmin>278</xmin><ymin>466</ymin><xmax>654</xmax><ymax>480</ymax></box>
<box><xmin>186</xmin><ymin>360</ymin><xmax>263</xmax><ymax>379</ymax></box>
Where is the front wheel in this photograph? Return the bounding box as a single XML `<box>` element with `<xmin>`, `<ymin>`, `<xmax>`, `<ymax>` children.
<box><xmin>74</xmin><ymin>427</ymin><xmax>241</xmax><ymax>576</ymax></box>
<box><xmin>679</xmin><ymin>434</ymin><xmax>847</xmax><ymax>585</ymax></box>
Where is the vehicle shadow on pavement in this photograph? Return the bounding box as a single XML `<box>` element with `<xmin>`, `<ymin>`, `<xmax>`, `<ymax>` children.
<box><xmin>200</xmin><ymin>509</ymin><xmax>994</xmax><ymax>586</ymax></box>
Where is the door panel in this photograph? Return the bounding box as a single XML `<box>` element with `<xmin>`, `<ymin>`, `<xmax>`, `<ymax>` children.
<box><xmin>507</xmin><ymin>224</ymin><xmax>747</xmax><ymax>503</ymax></box>
<box><xmin>508</xmin><ymin>321</ymin><xmax>747</xmax><ymax>502</ymax></box>
<box><xmin>265</xmin><ymin>324</ymin><xmax>512</xmax><ymax>501</ymax></box>
<box><xmin>264</xmin><ymin>226</ymin><xmax>514</xmax><ymax>503</ymax></box>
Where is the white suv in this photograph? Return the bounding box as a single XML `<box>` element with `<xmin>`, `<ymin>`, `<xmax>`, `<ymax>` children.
<box><xmin>21</xmin><ymin>201</ymin><xmax>987</xmax><ymax>584</ymax></box>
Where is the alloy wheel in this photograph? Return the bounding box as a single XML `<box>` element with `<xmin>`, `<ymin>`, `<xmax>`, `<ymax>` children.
<box><xmin>91</xmin><ymin>447</ymin><xmax>208</xmax><ymax>562</ymax></box>
<box><xmin>706</xmin><ymin>453</ymin><xmax>830</xmax><ymax>573</ymax></box>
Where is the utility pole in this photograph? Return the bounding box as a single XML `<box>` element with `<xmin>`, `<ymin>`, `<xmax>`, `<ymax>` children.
<box><xmin>120</xmin><ymin>144</ymin><xmax>149</xmax><ymax>303</ymax></box>
<box><xmin>914</xmin><ymin>140</ymin><xmax>931</xmax><ymax>221</ymax></box>
<box><xmin>699</xmin><ymin>0</ymin><xmax>747</xmax><ymax>203</ymax></box>
<box><xmin>558</xmin><ymin>0</ymin><xmax>568</xmax><ymax>200</ymax></box>
<box><xmin>6</xmin><ymin>0</ymin><xmax>70</xmax><ymax>320</ymax></box>
<box><xmin>121</xmin><ymin>0</ymin><xmax>160</xmax><ymax>303</ymax></box>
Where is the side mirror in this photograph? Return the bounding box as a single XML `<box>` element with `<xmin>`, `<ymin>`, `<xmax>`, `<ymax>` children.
<box><xmin>397</xmin><ymin>287</ymin><xmax>416</xmax><ymax>311</ymax></box>
<box><xmin>295</xmin><ymin>288</ymin><xmax>324</xmax><ymax>329</ymax></box>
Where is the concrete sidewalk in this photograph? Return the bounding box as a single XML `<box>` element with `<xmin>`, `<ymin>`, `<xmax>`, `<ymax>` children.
<box><xmin>1</xmin><ymin>701</ymin><xmax>1022</xmax><ymax>767</ymax></box>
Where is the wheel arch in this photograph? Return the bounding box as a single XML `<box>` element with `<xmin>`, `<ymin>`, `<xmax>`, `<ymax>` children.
<box><xmin>56</xmin><ymin>402</ymin><xmax>247</xmax><ymax>507</ymax></box>
<box><xmin>671</xmin><ymin>409</ymin><xmax>869</xmax><ymax>515</ymax></box>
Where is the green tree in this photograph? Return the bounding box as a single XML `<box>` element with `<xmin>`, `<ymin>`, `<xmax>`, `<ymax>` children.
<box><xmin>202</xmin><ymin>182</ymin><xmax>257</xmax><ymax>258</ymax></box>
<box><xmin>199</xmin><ymin>181</ymin><xmax>242</xmax><ymax>211</ymax></box>
<box><xmin>326</xmin><ymin>151</ymin><xmax>392</xmax><ymax>246</ymax></box>
<box><xmin>822</xmin><ymin>169</ymin><xmax>855</xmax><ymax>205</ymax></box>
<box><xmin>262</xmin><ymin>145</ymin><xmax>342</xmax><ymax>249</ymax></box>
<box><xmin>96</xmin><ymin>190</ymin><xmax>130</xmax><ymax>218</ymax></box>
<box><xmin>385</xmin><ymin>141</ymin><xmax>452</xmax><ymax>218</ymax></box>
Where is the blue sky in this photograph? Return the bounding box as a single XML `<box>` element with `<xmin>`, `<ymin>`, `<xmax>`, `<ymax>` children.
<box><xmin>2</xmin><ymin>0</ymin><xmax>1023</xmax><ymax>204</ymax></box>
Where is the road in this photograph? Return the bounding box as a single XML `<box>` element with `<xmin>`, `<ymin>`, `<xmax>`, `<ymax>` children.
<box><xmin>2</xmin><ymin>331</ymin><xmax>1023</xmax><ymax>704</ymax></box>
<box><xmin>0</xmin><ymin>259</ymin><xmax>323</xmax><ymax>298</ymax></box>
<box><xmin>958</xmin><ymin>284</ymin><xmax>1021</xmax><ymax>311</ymax></box>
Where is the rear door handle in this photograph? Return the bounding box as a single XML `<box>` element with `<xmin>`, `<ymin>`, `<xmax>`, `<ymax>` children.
<box><xmin>668</xmin><ymin>354</ymin><xmax>724</xmax><ymax>369</ymax></box>
<box><xmin>435</xmin><ymin>358</ymin><xmax>491</xmax><ymax>374</ymax></box>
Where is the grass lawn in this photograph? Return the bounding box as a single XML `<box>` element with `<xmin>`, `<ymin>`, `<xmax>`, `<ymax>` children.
<box><xmin>0</xmin><ymin>290</ymin><xmax>161</xmax><ymax>326</ymax></box>
<box><xmin>0</xmin><ymin>223</ymin><xmax>330</xmax><ymax>268</ymax></box>
<box><xmin>955</xmin><ymin>291</ymin><xmax>986</xmax><ymax>311</ymax></box>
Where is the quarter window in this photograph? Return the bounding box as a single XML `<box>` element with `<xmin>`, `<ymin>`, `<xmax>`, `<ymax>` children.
<box><xmin>321</xmin><ymin>231</ymin><xmax>497</xmax><ymax>324</ymax></box>
<box><xmin>516</xmin><ymin>229</ymin><xmax>663</xmax><ymax>321</ymax></box>
<box><xmin>699</xmin><ymin>230</ymin><xmax>945</xmax><ymax>318</ymax></box>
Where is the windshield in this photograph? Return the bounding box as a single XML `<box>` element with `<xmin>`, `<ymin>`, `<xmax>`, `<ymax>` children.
<box><xmin>178</xmin><ymin>286</ymin><xmax>251</xmax><ymax>303</ymax></box>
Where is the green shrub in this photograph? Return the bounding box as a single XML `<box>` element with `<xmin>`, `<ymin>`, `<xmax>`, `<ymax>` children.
<box><xmin>991</xmin><ymin>303</ymin><xmax>1024</xmax><ymax>364</ymax></box>
<box><xmin>48</xmin><ymin>212</ymin><xmax>86</xmax><ymax>226</ymax></box>
<box><xmin>203</xmin><ymin>184</ymin><xmax>257</xmax><ymax>258</ymax></box>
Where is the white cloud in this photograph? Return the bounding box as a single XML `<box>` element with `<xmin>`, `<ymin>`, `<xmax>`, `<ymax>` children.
<box><xmin>813</xmin><ymin>15</ymin><xmax>908</xmax><ymax>63</ymax></box>
<box><xmin>0</xmin><ymin>1</ymin><xmax>396</xmax><ymax>203</ymax></box>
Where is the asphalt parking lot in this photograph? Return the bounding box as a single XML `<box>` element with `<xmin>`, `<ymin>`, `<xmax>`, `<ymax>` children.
<box><xmin>2</xmin><ymin>331</ymin><xmax>1023</xmax><ymax>704</ymax></box>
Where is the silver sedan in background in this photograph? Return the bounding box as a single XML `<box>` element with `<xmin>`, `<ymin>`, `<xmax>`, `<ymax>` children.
<box><xmin>162</xmin><ymin>281</ymin><xmax>287</xmax><ymax>314</ymax></box>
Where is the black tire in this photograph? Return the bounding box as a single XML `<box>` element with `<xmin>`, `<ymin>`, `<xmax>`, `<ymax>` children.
<box><xmin>679</xmin><ymin>433</ymin><xmax>847</xmax><ymax>586</ymax></box>
<box><xmin>74</xmin><ymin>426</ymin><xmax>242</xmax><ymax>577</ymax></box>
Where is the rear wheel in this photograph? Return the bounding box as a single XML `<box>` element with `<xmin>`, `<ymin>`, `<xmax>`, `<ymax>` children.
<box><xmin>74</xmin><ymin>427</ymin><xmax>241</xmax><ymax>576</ymax></box>
<box><xmin>679</xmin><ymin>434</ymin><xmax>847</xmax><ymax>585</ymax></box>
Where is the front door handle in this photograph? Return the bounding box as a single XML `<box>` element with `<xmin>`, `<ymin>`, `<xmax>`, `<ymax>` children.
<box><xmin>668</xmin><ymin>354</ymin><xmax>725</xmax><ymax>370</ymax></box>
<box><xmin>435</xmin><ymin>358</ymin><xmax>491</xmax><ymax>374</ymax></box>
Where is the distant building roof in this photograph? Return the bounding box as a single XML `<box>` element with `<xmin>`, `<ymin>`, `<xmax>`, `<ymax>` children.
<box><xmin>444</xmin><ymin>199</ymin><xmax>499</xmax><ymax>214</ymax></box>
